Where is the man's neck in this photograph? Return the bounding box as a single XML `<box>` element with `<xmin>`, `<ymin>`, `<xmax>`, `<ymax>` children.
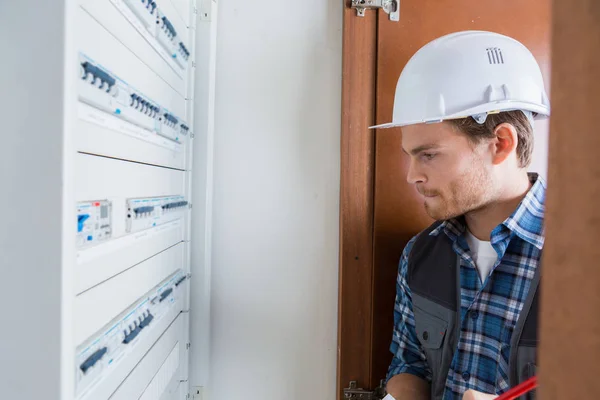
<box><xmin>464</xmin><ymin>173</ymin><xmax>532</xmax><ymax>241</ymax></box>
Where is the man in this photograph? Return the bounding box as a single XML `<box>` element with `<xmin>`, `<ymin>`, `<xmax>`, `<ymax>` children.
<box><xmin>372</xmin><ymin>31</ymin><xmax>550</xmax><ymax>400</ymax></box>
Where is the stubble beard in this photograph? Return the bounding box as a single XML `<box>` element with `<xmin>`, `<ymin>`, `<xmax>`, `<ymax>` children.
<box><xmin>423</xmin><ymin>157</ymin><xmax>495</xmax><ymax>221</ymax></box>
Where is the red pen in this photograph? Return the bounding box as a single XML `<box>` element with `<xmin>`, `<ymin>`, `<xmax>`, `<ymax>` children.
<box><xmin>495</xmin><ymin>376</ymin><xmax>538</xmax><ymax>400</ymax></box>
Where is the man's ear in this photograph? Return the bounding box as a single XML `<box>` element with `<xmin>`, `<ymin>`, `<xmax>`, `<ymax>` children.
<box><xmin>491</xmin><ymin>123</ymin><xmax>518</xmax><ymax>165</ymax></box>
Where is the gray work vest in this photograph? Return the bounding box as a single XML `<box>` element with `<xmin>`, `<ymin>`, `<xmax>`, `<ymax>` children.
<box><xmin>407</xmin><ymin>222</ymin><xmax>540</xmax><ymax>400</ymax></box>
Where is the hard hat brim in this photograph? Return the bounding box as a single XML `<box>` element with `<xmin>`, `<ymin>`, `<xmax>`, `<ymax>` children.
<box><xmin>369</xmin><ymin>122</ymin><xmax>400</xmax><ymax>129</ymax></box>
<box><xmin>369</xmin><ymin>102</ymin><xmax>550</xmax><ymax>130</ymax></box>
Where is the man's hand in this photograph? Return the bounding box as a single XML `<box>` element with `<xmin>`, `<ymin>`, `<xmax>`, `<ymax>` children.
<box><xmin>461</xmin><ymin>389</ymin><xmax>498</xmax><ymax>400</ymax></box>
<box><xmin>385</xmin><ymin>374</ymin><xmax>430</xmax><ymax>400</ymax></box>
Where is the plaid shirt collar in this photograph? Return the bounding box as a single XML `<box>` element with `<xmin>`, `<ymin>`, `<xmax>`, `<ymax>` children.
<box><xmin>429</xmin><ymin>173</ymin><xmax>546</xmax><ymax>249</ymax></box>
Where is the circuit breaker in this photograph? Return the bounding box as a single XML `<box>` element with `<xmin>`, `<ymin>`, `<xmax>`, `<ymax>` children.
<box><xmin>126</xmin><ymin>195</ymin><xmax>189</xmax><ymax>233</ymax></box>
<box><xmin>77</xmin><ymin>200</ymin><xmax>112</xmax><ymax>248</ymax></box>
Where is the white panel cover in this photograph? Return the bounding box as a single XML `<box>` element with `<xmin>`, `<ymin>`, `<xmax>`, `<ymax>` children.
<box><xmin>169</xmin><ymin>0</ymin><xmax>192</xmax><ymax>29</ymax></box>
<box><xmin>74</xmin><ymin>242</ymin><xmax>185</xmax><ymax>346</ymax></box>
<box><xmin>76</xmin><ymin>104</ymin><xmax>187</xmax><ymax>170</ymax></box>
<box><xmin>76</xmin><ymin>220</ymin><xmax>184</xmax><ymax>294</ymax></box>
<box><xmin>75</xmin><ymin>154</ymin><xmax>185</xmax><ymax>200</ymax></box>
<box><xmin>158</xmin><ymin>368</ymin><xmax>183</xmax><ymax>400</ymax></box>
<box><xmin>139</xmin><ymin>343</ymin><xmax>180</xmax><ymax>400</ymax></box>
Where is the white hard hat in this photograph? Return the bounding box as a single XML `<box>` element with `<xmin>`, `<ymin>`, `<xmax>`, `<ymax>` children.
<box><xmin>371</xmin><ymin>30</ymin><xmax>550</xmax><ymax>129</ymax></box>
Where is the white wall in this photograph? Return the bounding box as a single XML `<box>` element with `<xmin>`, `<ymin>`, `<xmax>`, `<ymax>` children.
<box><xmin>207</xmin><ymin>0</ymin><xmax>342</xmax><ymax>399</ymax></box>
<box><xmin>0</xmin><ymin>1</ymin><xmax>76</xmax><ymax>399</ymax></box>
<box><xmin>530</xmin><ymin>119</ymin><xmax>549</xmax><ymax>178</ymax></box>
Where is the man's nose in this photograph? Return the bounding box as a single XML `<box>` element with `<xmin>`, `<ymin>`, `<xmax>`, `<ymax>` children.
<box><xmin>406</xmin><ymin>158</ymin><xmax>425</xmax><ymax>185</ymax></box>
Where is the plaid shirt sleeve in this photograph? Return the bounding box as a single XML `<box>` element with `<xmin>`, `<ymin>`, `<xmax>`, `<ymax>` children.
<box><xmin>386</xmin><ymin>236</ymin><xmax>432</xmax><ymax>383</ymax></box>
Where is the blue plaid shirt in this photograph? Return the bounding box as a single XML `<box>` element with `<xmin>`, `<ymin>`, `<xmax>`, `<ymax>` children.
<box><xmin>387</xmin><ymin>173</ymin><xmax>545</xmax><ymax>399</ymax></box>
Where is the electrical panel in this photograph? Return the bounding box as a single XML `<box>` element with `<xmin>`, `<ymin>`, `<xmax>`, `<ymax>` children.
<box><xmin>75</xmin><ymin>270</ymin><xmax>188</xmax><ymax>399</ymax></box>
<box><xmin>3</xmin><ymin>0</ymin><xmax>217</xmax><ymax>397</ymax></box>
<box><xmin>29</xmin><ymin>0</ymin><xmax>213</xmax><ymax>398</ymax></box>
<box><xmin>127</xmin><ymin>195</ymin><xmax>188</xmax><ymax>233</ymax></box>
<box><xmin>77</xmin><ymin>200</ymin><xmax>112</xmax><ymax>248</ymax></box>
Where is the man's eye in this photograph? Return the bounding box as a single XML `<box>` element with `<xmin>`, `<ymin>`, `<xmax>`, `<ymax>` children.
<box><xmin>421</xmin><ymin>153</ymin><xmax>436</xmax><ymax>161</ymax></box>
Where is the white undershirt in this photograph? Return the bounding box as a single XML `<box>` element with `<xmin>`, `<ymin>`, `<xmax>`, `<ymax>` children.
<box><xmin>465</xmin><ymin>230</ymin><xmax>498</xmax><ymax>283</ymax></box>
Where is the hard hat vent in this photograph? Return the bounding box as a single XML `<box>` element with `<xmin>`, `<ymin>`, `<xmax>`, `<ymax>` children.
<box><xmin>486</xmin><ymin>47</ymin><xmax>505</xmax><ymax>64</ymax></box>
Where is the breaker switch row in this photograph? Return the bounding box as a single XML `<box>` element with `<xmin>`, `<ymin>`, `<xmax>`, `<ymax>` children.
<box><xmin>133</xmin><ymin>206</ymin><xmax>156</xmax><ymax>217</ymax></box>
<box><xmin>81</xmin><ymin>62</ymin><xmax>116</xmax><ymax>93</ymax></box>
<box><xmin>175</xmin><ymin>275</ymin><xmax>187</xmax><ymax>287</ymax></box>
<box><xmin>160</xmin><ymin>16</ymin><xmax>177</xmax><ymax>39</ymax></box>
<box><xmin>162</xmin><ymin>200</ymin><xmax>188</xmax><ymax>210</ymax></box>
<box><xmin>159</xmin><ymin>288</ymin><xmax>173</xmax><ymax>302</ymax></box>
<box><xmin>122</xmin><ymin>321</ymin><xmax>142</xmax><ymax>344</ymax></box>
<box><xmin>138</xmin><ymin>310</ymin><xmax>154</xmax><ymax>329</ymax></box>
<box><xmin>130</xmin><ymin>94</ymin><xmax>159</xmax><ymax>117</ymax></box>
<box><xmin>78</xmin><ymin>54</ymin><xmax>189</xmax><ymax>144</ymax></box>
<box><xmin>180</xmin><ymin>124</ymin><xmax>190</xmax><ymax>136</ymax></box>
<box><xmin>75</xmin><ymin>270</ymin><xmax>185</xmax><ymax>396</ymax></box>
<box><xmin>163</xmin><ymin>113</ymin><xmax>179</xmax><ymax>126</ymax></box>
<box><xmin>79</xmin><ymin>347</ymin><xmax>108</xmax><ymax>374</ymax></box>
<box><xmin>123</xmin><ymin>0</ymin><xmax>189</xmax><ymax>71</ymax></box>
<box><xmin>142</xmin><ymin>0</ymin><xmax>157</xmax><ymax>13</ymax></box>
<box><xmin>126</xmin><ymin>196</ymin><xmax>187</xmax><ymax>233</ymax></box>
<box><xmin>178</xmin><ymin>42</ymin><xmax>190</xmax><ymax>61</ymax></box>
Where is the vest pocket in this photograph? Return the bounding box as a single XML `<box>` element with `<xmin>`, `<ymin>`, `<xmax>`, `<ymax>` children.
<box><xmin>413</xmin><ymin>304</ymin><xmax>449</xmax><ymax>398</ymax></box>
<box><xmin>414</xmin><ymin>305</ymin><xmax>448</xmax><ymax>349</ymax></box>
<box><xmin>516</xmin><ymin>346</ymin><xmax>537</xmax><ymax>400</ymax></box>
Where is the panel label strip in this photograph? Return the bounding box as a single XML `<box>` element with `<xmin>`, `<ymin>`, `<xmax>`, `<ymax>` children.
<box><xmin>77</xmin><ymin>219</ymin><xmax>182</xmax><ymax>265</ymax></box>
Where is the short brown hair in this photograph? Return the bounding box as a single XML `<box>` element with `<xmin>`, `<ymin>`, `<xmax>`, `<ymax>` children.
<box><xmin>446</xmin><ymin>110</ymin><xmax>534</xmax><ymax>168</ymax></box>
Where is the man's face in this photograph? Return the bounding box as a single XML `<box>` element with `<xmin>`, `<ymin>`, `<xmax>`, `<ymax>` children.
<box><xmin>401</xmin><ymin>122</ymin><xmax>497</xmax><ymax>220</ymax></box>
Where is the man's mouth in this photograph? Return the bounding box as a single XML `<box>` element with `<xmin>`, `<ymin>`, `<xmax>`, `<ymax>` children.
<box><xmin>417</xmin><ymin>187</ymin><xmax>439</xmax><ymax>198</ymax></box>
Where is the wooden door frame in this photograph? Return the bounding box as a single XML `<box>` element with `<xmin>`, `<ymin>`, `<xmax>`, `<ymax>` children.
<box><xmin>337</xmin><ymin>2</ymin><xmax>379</xmax><ymax>398</ymax></box>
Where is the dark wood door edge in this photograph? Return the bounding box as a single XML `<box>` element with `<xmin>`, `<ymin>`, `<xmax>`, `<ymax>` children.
<box><xmin>337</xmin><ymin>4</ymin><xmax>379</xmax><ymax>400</ymax></box>
<box><xmin>538</xmin><ymin>0</ymin><xmax>600</xmax><ymax>397</ymax></box>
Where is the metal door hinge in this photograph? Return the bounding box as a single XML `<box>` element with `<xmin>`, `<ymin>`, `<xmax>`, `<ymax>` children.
<box><xmin>186</xmin><ymin>342</ymin><xmax>191</xmax><ymax>350</ymax></box>
<box><xmin>350</xmin><ymin>0</ymin><xmax>400</xmax><ymax>21</ymax></box>
<box><xmin>343</xmin><ymin>380</ymin><xmax>387</xmax><ymax>400</ymax></box>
